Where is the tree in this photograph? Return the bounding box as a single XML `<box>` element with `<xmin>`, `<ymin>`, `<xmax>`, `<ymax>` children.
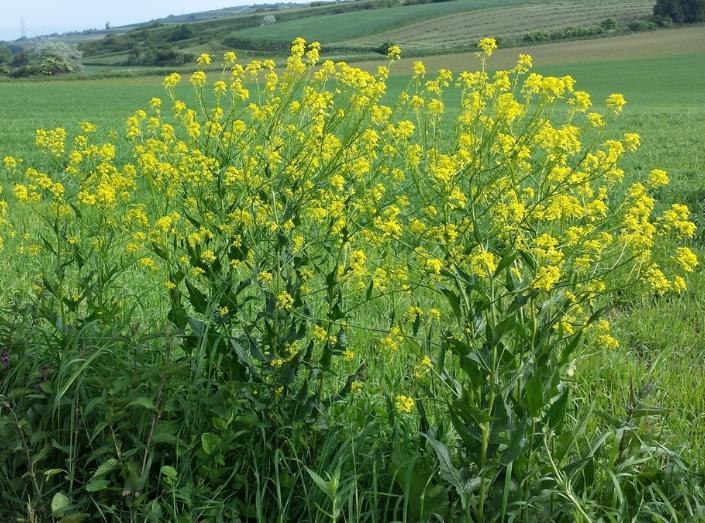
<box><xmin>168</xmin><ymin>24</ymin><xmax>194</xmax><ymax>42</ymax></box>
<box><xmin>654</xmin><ymin>0</ymin><xmax>705</xmax><ymax>23</ymax></box>
<box><xmin>0</xmin><ymin>44</ymin><xmax>12</xmax><ymax>65</ymax></box>
<box><xmin>32</xmin><ymin>41</ymin><xmax>83</xmax><ymax>75</ymax></box>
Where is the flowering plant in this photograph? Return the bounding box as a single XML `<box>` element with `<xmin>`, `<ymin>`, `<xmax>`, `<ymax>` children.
<box><xmin>0</xmin><ymin>38</ymin><xmax>698</xmax><ymax>520</ymax></box>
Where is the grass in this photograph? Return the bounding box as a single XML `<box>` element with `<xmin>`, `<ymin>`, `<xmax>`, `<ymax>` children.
<box><xmin>1</xmin><ymin>30</ymin><xmax>704</xmax><ymax>471</ymax></box>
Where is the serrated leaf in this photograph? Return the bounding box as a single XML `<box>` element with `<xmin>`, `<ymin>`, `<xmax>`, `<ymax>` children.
<box><xmin>91</xmin><ymin>458</ymin><xmax>118</xmax><ymax>480</ymax></box>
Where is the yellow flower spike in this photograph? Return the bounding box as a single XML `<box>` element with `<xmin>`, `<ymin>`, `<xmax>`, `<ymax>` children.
<box><xmin>675</xmin><ymin>246</ymin><xmax>699</xmax><ymax>273</ymax></box>
<box><xmin>477</xmin><ymin>37</ymin><xmax>498</xmax><ymax>56</ymax></box>
<box><xmin>673</xmin><ymin>276</ymin><xmax>687</xmax><ymax>293</ymax></box>
<box><xmin>394</xmin><ymin>395</ymin><xmax>415</xmax><ymax>414</ymax></box>
<box><xmin>515</xmin><ymin>53</ymin><xmax>533</xmax><ymax>73</ymax></box>
<box><xmin>387</xmin><ymin>45</ymin><xmax>401</xmax><ymax>62</ymax></box>
<box><xmin>196</xmin><ymin>53</ymin><xmax>212</xmax><ymax>66</ymax></box>
<box><xmin>163</xmin><ymin>72</ymin><xmax>181</xmax><ymax>89</ymax></box>
<box><xmin>412</xmin><ymin>60</ymin><xmax>425</xmax><ymax>78</ymax></box>
<box><xmin>276</xmin><ymin>291</ymin><xmax>294</xmax><ymax>311</ymax></box>
<box><xmin>3</xmin><ymin>156</ymin><xmax>19</xmax><ymax>170</ymax></box>
<box><xmin>224</xmin><ymin>51</ymin><xmax>237</xmax><ymax>65</ymax></box>
<box><xmin>470</xmin><ymin>249</ymin><xmax>498</xmax><ymax>278</ymax></box>
<box><xmin>190</xmin><ymin>71</ymin><xmax>207</xmax><ymax>88</ymax></box>
<box><xmin>606</xmin><ymin>93</ymin><xmax>627</xmax><ymax>114</ymax></box>
<box><xmin>648</xmin><ymin>168</ymin><xmax>669</xmax><ymax>188</ymax></box>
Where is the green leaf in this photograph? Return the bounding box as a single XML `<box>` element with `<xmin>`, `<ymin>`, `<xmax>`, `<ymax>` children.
<box><xmin>160</xmin><ymin>465</ymin><xmax>178</xmax><ymax>480</ymax></box>
<box><xmin>128</xmin><ymin>397</ymin><xmax>157</xmax><ymax>411</ymax></box>
<box><xmin>185</xmin><ymin>279</ymin><xmax>209</xmax><ymax>314</ymax></box>
<box><xmin>201</xmin><ymin>432</ymin><xmax>220</xmax><ymax>455</ymax></box>
<box><xmin>85</xmin><ymin>479</ymin><xmax>109</xmax><ymax>492</ymax></box>
<box><xmin>494</xmin><ymin>252</ymin><xmax>517</xmax><ymax>276</ymax></box>
<box><xmin>305</xmin><ymin>467</ymin><xmax>331</xmax><ymax>494</ymax></box>
<box><xmin>500</xmin><ymin>415</ymin><xmax>528</xmax><ymax>465</ymax></box>
<box><xmin>91</xmin><ymin>458</ymin><xmax>118</xmax><ymax>479</ymax></box>
<box><xmin>425</xmin><ymin>435</ymin><xmax>477</xmax><ymax>509</ymax></box>
<box><xmin>525</xmin><ymin>372</ymin><xmax>544</xmax><ymax>417</ymax></box>
<box><xmin>546</xmin><ymin>387</ymin><xmax>570</xmax><ymax>429</ymax></box>
<box><xmin>52</xmin><ymin>492</ymin><xmax>71</xmax><ymax>516</ymax></box>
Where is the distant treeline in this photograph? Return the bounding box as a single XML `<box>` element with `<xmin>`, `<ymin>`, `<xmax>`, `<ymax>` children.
<box><xmin>654</xmin><ymin>0</ymin><xmax>705</xmax><ymax>23</ymax></box>
<box><xmin>0</xmin><ymin>41</ymin><xmax>83</xmax><ymax>77</ymax></box>
<box><xmin>522</xmin><ymin>16</ymin><xmax>672</xmax><ymax>44</ymax></box>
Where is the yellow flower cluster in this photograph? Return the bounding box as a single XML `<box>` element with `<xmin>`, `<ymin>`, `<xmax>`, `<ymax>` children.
<box><xmin>1</xmin><ymin>37</ymin><xmax>698</xmax><ymax>408</ymax></box>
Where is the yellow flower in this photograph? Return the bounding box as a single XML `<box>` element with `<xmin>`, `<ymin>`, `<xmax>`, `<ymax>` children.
<box><xmin>163</xmin><ymin>72</ymin><xmax>182</xmax><ymax>88</ymax></box>
<box><xmin>213</xmin><ymin>81</ymin><xmax>227</xmax><ymax>96</ymax></box>
<box><xmin>190</xmin><ymin>71</ymin><xmax>207</xmax><ymax>88</ymax></box>
<box><xmin>645</xmin><ymin>265</ymin><xmax>670</xmax><ymax>295</ymax></box>
<box><xmin>224</xmin><ymin>51</ymin><xmax>237</xmax><ymax>65</ymax></box>
<box><xmin>425</xmin><ymin>258</ymin><xmax>443</xmax><ymax>276</ymax></box>
<box><xmin>276</xmin><ymin>291</ymin><xmax>294</xmax><ymax>311</ymax></box>
<box><xmin>387</xmin><ymin>45</ymin><xmax>401</xmax><ymax>61</ymax></box>
<box><xmin>3</xmin><ymin>156</ymin><xmax>18</xmax><ymax>170</ymax></box>
<box><xmin>675</xmin><ymin>246</ymin><xmax>698</xmax><ymax>273</ymax></box>
<box><xmin>533</xmin><ymin>265</ymin><xmax>561</xmax><ymax>292</ymax></box>
<box><xmin>606</xmin><ymin>93</ymin><xmax>626</xmax><ymax>114</ymax></box>
<box><xmin>470</xmin><ymin>249</ymin><xmax>498</xmax><ymax>278</ymax></box>
<box><xmin>394</xmin><ymin>395</ymin><xmax>415</xmax><ymax>414</ymax></box>
<box><xmin>673</xmin><ymin>275</ymin><xmax>687</xmax><ymax>293</ymax></box>
<box><xmin>196</xmin><ymin>53</ymin><xmax>212</xmax><ymax>66</ymax></box>
<box><xmin>412</xmin><ymin>60</ymin><xmax>426</xmax><ymax>78</ymax></box>
<box><xmin>594</xmin><ymin>319</ymin><xmax>620</xmax><ymax>349</ymax></box>
<box><xmin>312</xmin><ymin>325</ymin><xmax>327</xmax><ymax>342</ymax></box>
<box><xmin>201</xmin><ymin>250</ymin><xmax>217</xmax><ymax>264</ymax></box>
<box><xmin>648</xmin><ymin>169</ymin><xmax>669</xmax><ymax>188</ymax></box>
<box><xmin>477</xmin><ymin>37</ymin><xmax>498</xmax><ymax>56</ymax></box>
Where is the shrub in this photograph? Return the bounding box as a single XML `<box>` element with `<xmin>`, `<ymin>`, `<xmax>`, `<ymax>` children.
<box><xmin>167</xmin><ymin>24</ymin><xmax>194</xmax><ymax>42</ymax></box>
<box><xmin>0</xmin><ymin>39</ymin><xmax>702</xmax><ymax>521</ymax></box>
<box><xmin>601</xmin><ymin>17</ymin><xmax>617</xmax><ymax>30</ymax></box>
<box><xmin>654</xmin><ymin>0</ymin><xmax>705</xmax><ymax>23</ymax></box>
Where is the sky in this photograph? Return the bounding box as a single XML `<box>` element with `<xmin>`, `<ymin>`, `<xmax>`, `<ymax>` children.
<box><xmin>0</xmin><ymin>0</ymin><xmax>276</xmax><ymax>41</ymax></box>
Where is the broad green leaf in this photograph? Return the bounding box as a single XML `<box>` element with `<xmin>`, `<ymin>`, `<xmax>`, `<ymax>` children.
<box><xmin>85</xmin><ymin>479</ymin><xmax>109</xmax><ymax>492</ymax></box>
<box><xmin>128</xmin><ymin>397</ymin><xmax>157</xmax><ymax>411</ymax></box>
<box><xmin>51</xmin><ymin>492</ymin><xmax>71</xmax><ymax>516</ymax></box>
<box><xmin>525</xmin><ymin>372</ymin><xmax>544</xmax><ymax>417</ymax></box>
<box><xmin>201</xmin><ymin>432</ymin><xmax>220</xmax><ymax>455</ymax></box>
<box><xmin>160</xmin><ymin>465</ymin><xmax>178</xmax><ymax>480</ymax></box>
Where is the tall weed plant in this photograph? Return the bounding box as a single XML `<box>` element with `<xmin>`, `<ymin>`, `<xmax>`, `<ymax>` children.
<box><xmin>1</xmin><ymin>38</ymin><xmax>702</xmax><ymax>521</ymax></box>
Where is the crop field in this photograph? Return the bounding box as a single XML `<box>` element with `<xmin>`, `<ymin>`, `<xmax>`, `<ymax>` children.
<box><xmin>350</xmin><ymin>0</ymin><xmax>654</xmax><ymax>50</ymax></box>
<box><xmin>1</xmin><ymin>24</ymin><xmax>705</xmax><ymax>521</ymax></box>
<box><xmin>237</xmin><ymin>0</ymin><xmax>530</xmax><ymax>43</ymax></box>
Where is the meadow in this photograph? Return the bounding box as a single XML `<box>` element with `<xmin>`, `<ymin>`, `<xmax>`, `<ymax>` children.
<box><xmin>1</xmin><ymin>29</ymin><xmax>705</xmax><ymax>521</ymax></box>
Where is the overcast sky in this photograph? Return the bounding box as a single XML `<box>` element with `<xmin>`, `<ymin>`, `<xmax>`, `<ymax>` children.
<box><xmin>0</xmin><ymin>1</ymin><xmax>278</xmax><ymax>41</ymax></box>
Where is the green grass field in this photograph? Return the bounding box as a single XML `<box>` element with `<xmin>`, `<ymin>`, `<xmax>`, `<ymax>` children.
<box><xmin>1</xmin><ymin>28</ymin><xmax>705</xmax><ymax>518</ymax></box>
